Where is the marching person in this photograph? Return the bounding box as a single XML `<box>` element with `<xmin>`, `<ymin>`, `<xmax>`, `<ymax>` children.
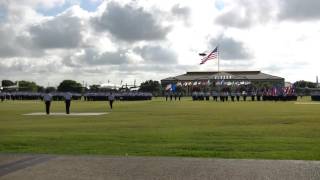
<box><xmin>199</xmin><ymin>91</ymin><xmax>204</xmax><ymax>101</ymax></box>
<box><xmin>212</xmin><ymin>91</ymin><xmax>218</xmax><ymax>101</ymax></box>
<box><xmin>231</xmin><ymin>92</ymin><xmax>235</xmax><ymax>102</ymax></box>
<box><xmin>205</xmin><ymin>92</ymin><xmax>210</xmax><ymax>101</ymax></box>
<box><xmin>43</xmin><ymin>92</ymin><xmax>52</xmax><ymax>115</ymax></box>
<box><xmin>225</xmin><ymin>91</ymin><xmax>229</xmax><ymax>101</ymax></box>
<box><xmin>251</xmin><ymin>91</ymin><xmax>256</xmax><ymax>101</ymax></box>
<box><xmin>192</xmin><ymin>91</ymin><xmax>196</xmax><ymax>101</ymax></box>
<box><xmin>242</xmin><ymin>91</ymin><xmax>247</xmax><ymax>101</ymax></box>
<box><xmin>236</xmin><ymin>91</ymin><xmax>241</xmax><ymax>101</ymax></box>
<box><xmin>108</xmin><ymin>92</ymin><xmax>115</xmax><ymax>109</ymax></box>
<box><xmin>220</xmin><ymin>91</ymin><xmax>225</xmax><ymax>102</ymax></box>
<box><xmin>0</xmin><ymin>92</ymin><xmax>4</xmax><ymax>102</ymax></box>
<box><xmin>64</xmin><ymin>92</ymin><xmax>72</xmax><ymax>114</ymax></box>
<box><xmin>257</xmin><ymin>91</ymin><xmax>262</xmax><ymax>101</ymax></box>
<box><xmin>178</xmin><ymin>92</ymin><xmax>182</xmax><ymax>101</ymax></box>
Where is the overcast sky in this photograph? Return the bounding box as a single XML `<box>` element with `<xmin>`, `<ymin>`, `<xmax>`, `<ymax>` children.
<box><xmin>0</xmin><ymin>0</ymin><xmax>319</xmax><ymax>86</ymax></box>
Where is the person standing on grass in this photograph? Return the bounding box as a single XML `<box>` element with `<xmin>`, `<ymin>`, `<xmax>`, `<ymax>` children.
<box><xmin>43</xmin><ymin>93</ymin><xmax>52</xmax><ymax>115</ymax></box>
<box><xmin>0</xmin><ymin>92</ymin><xmax>4</xmax><ymax>102</ymax></box>
<box><xmin>64</xmin><ymin>92</ymin><xmax>72</xmax><ymax>114</ymax></box>
<box><xmin>205</xmin><ymin>92</ymin><xmax>210</xmax><ymax>101</ymax></box>
<box><xmin>231</xmin><ymin>92</ymin><xmax>235</xmax><ymax>102</ymax></box>
<box><xmin>165</xmin><ymin>91</ymin><xmax>168</xmax><ymax>101</ymax></box>
<box><xmin>242</xmin><ymin>91</ymin><xmax>247</xmax><ymax>101</ymax></box>
<box><xmin>236</xmin><ymin>91</ymin><xmax>241</xmax><ymax>101</ymax></box>
<box><xmin>108</xmin><ymin>92</ymin><xmax>115</xmax><ymax>109</ymax></box>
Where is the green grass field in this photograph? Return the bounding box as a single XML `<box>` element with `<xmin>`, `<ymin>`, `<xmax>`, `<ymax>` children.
<box><xmin>1</xmin><ymin>97</ymin><xmax>320</xmax><ymax>160</ymax></box>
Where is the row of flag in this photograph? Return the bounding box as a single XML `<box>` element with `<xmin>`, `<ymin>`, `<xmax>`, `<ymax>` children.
<box><xmin>167</xmin><ymin>79</ymin><xmax>251</xmax><ymax>88</ymax></box>
<box><xmin>166</xmin><ymin>80</ymin><xmax>252</xmax><ymax>90</ymax></box>
<box><xmin>264</xmin><ymin>86</ymin><xmax>296</xmax><ymax>96</ymax></box>
<box><xmin>166</xmin><ymin>83</ymin><xmax>296</xmax><ymax>95</ymax></box>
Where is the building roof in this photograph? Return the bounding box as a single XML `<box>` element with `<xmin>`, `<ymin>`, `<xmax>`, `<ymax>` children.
<box><xmin>161</xmin><ymin>71</ymin><xmax>284</xmax><ymax>81</ymax></box>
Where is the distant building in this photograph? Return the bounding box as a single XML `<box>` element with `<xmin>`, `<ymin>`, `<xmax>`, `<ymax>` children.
<box><xmin>161</xmin><ymin>71</ymin><xmax>285</xmax><ymax>95</ymax></box>
<box><xmin>285</xmin><ymin>82</ymin><xmax>293</xmax><ymax>87</ymax></box>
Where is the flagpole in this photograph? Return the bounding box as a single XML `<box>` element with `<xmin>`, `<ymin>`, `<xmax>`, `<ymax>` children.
<box><xmin>218</xmin><ymin>45</ymin><xmax>220</xmax><ymax>72</ymax></box>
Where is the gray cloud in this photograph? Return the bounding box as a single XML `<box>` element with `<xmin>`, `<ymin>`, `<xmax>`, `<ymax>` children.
<box><xmin>0</xmin><ymin>58</ymin><xmax>63</xmax><ymax>79</ymax></box>
<box><xmin>215</xmin><ymin>0</ymin><xmax>272</xmax><ymax>28</ymax></box>
<box><xmin>210</xmin><ymin>35</ymin><xmax>253</xmax><ymax>60</ymax></box>
<box><xmin>93</xmin><ymin>2</ymin><xmax>171</xmax><ymax>42</ymax></box>
<box><xmin>278</xmin><ymin>0</ymin><xmax>320</xmax><ymax>21</ymax></box>
<box><xmin>0</xmin><ymin>28</ymin><xmax>18</xmax><ymax>57</ymax></box>
<box><xmin>215</xmin><ymin>10</ymin><xmax>251</xmax><ymax>28</ymax></box>
<box><xmin>65</xmin><ymin>45</ymin><xmax>178</xmax><ymax>67</ymax></box>
<box><xmin>0</xmin><ymin>26</ymin><xmax>43</xmax><ymax>58</ymax></box>
<box><xmin>134</xmin><ymin>45</ymin><xmax>178</xmax><ymax>64</ymax></box>
<box><xmin>64</xmin><ymin>48</ymin><xmax>131</xmax><ymax>67</ymax></box>
<box><xmin>117</xmin><ymin>64</ymin><xmax>193</xmax><ymax>74</ymax></box>
<box><xmin>0</xmin><ymin>3</ymin><xmax>7</xmax><ymax>22</ymax></box>
<box><xmin>171</xmin><ymin>4</ymin><xmax>191</xmax><ymax>20</ymax></box>
<box><xmin>30</xmin><ymin>14</ymin><xmax>83</xmax><ymax>49</ymax></box>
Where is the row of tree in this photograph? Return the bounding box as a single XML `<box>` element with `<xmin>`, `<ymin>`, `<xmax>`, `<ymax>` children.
<box><xmin>1</xmin><ymin>80</ymin><xmax>82</xmax><ymax>93</ymax></box>
<box><xmin>1</xmin><ymin>79</ymin><xmax>318</xmax><ymax>94</ymax></box>
<box><xmin>1</xmin><ymin>79</ymin><xmax>162</xmax><ymax>94</ymax></box>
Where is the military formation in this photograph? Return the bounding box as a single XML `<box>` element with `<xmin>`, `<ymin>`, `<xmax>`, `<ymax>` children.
<box><xmin>191</xmin><ymin>90</ymin><xmax>297</xmax><ymax>102</ymax></box>
<box><xmin>0</xmin><ymin>87</ymin><xmax>300</xmax><ymax>115</ymax></box>
<box><xmin>311</xmin><ymin>92</ymin><xmax>320</xmax><ymax>101</ymax></box>
<box><xmin>0</xmin><ymin>92</ymin><xmax>82</xmax><ymax>101</ymax></box>
<box><xmin>83</xmin><ymin>92</ymin><xmax>152</xmax><ymax>101</ymax></box>
<box><xmin>0</xmin><ymin>91</ymin><xmax>153</xmax><ymax>114</ymax></box>
<box><xmin>164</xmin><ymin>92</ymin><xmax>183</xmax><ymax>101</ymax></box>
<box><xmin>0</xmin><ymin>92</ymin><xmax>152</xmax><ymax>102</ymax></box>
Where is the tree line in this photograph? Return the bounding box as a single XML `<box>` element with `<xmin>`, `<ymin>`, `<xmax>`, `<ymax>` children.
<box><xmin>1</xmin><ymin>79</ymin><xmax>163</xmax><ymax>94</ymax></box>
<box><xmin>1</xmin><ymin>80</ymin><xmax>84</xmax><ymax>93</ymax></box>
<box><xmin>1</xmin><ymin>79</ymin><xmax>318</xmax><ymax>95</ymax></box>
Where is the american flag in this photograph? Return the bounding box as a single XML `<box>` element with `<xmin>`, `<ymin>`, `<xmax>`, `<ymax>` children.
<box><xmin>200</xmin><ymin>47</ymin><xmax>218</xmax><ymax>65</ymax></box>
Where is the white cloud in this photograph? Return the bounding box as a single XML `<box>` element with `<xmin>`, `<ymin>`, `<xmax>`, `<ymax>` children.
<box><xmin>0</xmin><ymin>0</ymin><xmax>320</xmax><ymax>86</ymax></box>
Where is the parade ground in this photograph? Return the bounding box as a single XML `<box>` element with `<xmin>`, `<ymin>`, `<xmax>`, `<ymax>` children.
<box><xmin>1</xmin><ymin>97</ymin><xmax>320</xmax><ymax>160</ymax></box>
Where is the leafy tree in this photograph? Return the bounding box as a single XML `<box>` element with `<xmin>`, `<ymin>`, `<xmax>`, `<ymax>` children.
<box><xmin>18</xmin><ymin>81</ymin><xmax>38</xmax><ymax>92</ymax></box>
<box><xmin>1</xmin><ymin>80</ymin><xmax>15</xmax><ymax>87</ymax></box>
<box><xmin>89</xmin><ymin>85</ymin><xmax>101</xmax><ymax>92</ymax></box>
<box><xmin>57</xmin><ymin>80</ymin><xmax>82</xmax><ymax>93</ymax></box>
<box><xmin>45</xmin><ymin>87</ymin><xmax>57</xmax><ymax>93</ymax></box>
<box><xmin>293</xmin><ymin>80</ymin><xmax>316</xmax><ymax>88</ymax></box>
<box><xmin>37</xmin><ymin>86</ymin><xmax>45</xmax><ymax>92</ymax></box>
<box><xmin>139</xmin><ymin>80</ymin><xmax>162</xmax><ymax>95</ymax></box>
